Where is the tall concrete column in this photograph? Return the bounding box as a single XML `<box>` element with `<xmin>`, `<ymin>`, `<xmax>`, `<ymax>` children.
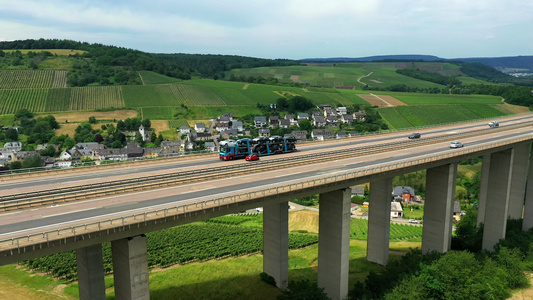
<box><xmin>477</xmin><ymin>155</ymin><xmax>491</xmax><ymax>225</ymax></box>
<box><xmin>422</xmin><ymin>163</ymin><xmax>457</xmax><ymax>253</ymax></box>
<box><xmin>318</xmin><ymin>188</ymin><xmax>351</xmax><ymax>300</ymax></box>
<box><xmin>112</xmin><ymin>235</ymin><xmax>150</xmax><ymax>300</ymax></box>
<box><xmin>367</xmin><ymin>178</ymin><xmax>393</xmax><ymax>265</ymax></box>
<box><xmin>77</xmin><ymin>244</ymin><xmax>106</xmax><ymax>300</ymax></box>
<box><xmin>482</xmin><ymin>149</ymin><xmax>514</xmax><ymax>251</ymax></box>
<box><xmin>508</xmin><ymin>143</ymin><xmax>531</xmax><ymax>219</ymax></box>
<box><xmin>263</xmin><ymin>201</ymin><xmax>288</xmax><ymax>289</ymax></box>
<box><xmin>523</xmin><ymin>146</ymin><xmax>533</xmax><ymax>230</ymax></box>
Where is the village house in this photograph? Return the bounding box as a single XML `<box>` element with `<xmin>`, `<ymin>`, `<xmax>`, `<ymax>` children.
<box><xmin>279</xmin><ymin>119</ymin><xmax>291</xmax><ymax>129</ymax></box>
<box><xmin>336</xmin><ymin>131</ymin><xmax>347</xmax><ymax>139</ymax></box>
<box><xmin>392</xmin><ymin>186</ymin><xmax>416</xmax><ymax>202</ymax></box>
<box><xmin>285</xmin><ymin>114</ymin><xmax>295</xmax><ymax>124</ymax></box>
<box><xmin>288</xmin><ymin>130</ymin><xmax>308</xmax><ymax>143</ymax></box>
<box><xmin>354</xmin><ymin>111</ymin><xmax>367</xmax><ymax>121</ymax></box>
<box><xmin>195</xmin><ymin>123</ymin><xmax>206</xmax><ymax>133</ymax></box>
<box><xmin>254</xmin><ymin>116</ymin><xmax>267</xmax><ymax>128</ymax></box>
<box><xmin>53</xmin><ymin>160</ymin><xmax>72</xmax><ymax>169</ymax></box>
<box><xmin>311</xmin><ymin>129</ymin><xmax>335</xmax><ymax>141</ymax></box>
<box><xmin>391</xmin><ymin>202</ymin><xmax>403</xmax><ymax>218</ymax></box>
<box><xmin>204</xmin><ymin>142</ymin><xmax>217</xmax><ymax>152</ymax></box>
<box><xmin>297</xmin><ymin>113</ymin><xmax>309</xmax><ymax>121</ymax></box>
<box><xmin>350</xmin><ymin>186</ymin><xmax>365</xmax><ymax>197</ymax></box>
<box><xmin>232</xmin><ymin>120</ymin><xmax>244</xmax><ymax>132</ymax></box>
<box><xmin>220</xmin><ymin>112</ymin><xmax>233</xmax><ymax>121</ymax></box>
<box><xmin>3</xmin><ymin>141</ymin><xmax>23</xmax><ymax>152</ymax></box>
<box><xmin>179</xmin><ymin>126</ymin><xmax>191</xmax><ymax>134</ymax></box>
<box><xmin>0</xmin><ymin>151</ymin><xmax>15</xmax><ymax>163</ymax></box>
<box><xmin>219</xmin><ymin>115</ymin><xmax>231</xmax><ymax>124</ymax></box>
<box><xmin>269</xmin><ymin>115</ymin><xmax>279</xmax><ymax>127</ymax></box>
<box><xmin>326</xmin><ymin>115</ymin><xmax>338</xmax><ymax>126</ymax></box>
<box><xmin>259</xmin><ymin>128</ymin><xmax>270</xmax><ymax>137</ymax></box>
<box><xmin>143</xmin><ymin>147</ymin><xmax>161</xmax><ymax>159</ymax></box>
<box><xmin>335</xmin><ymin>107</ymin><xmax>348</xmax><ymax>115</ymax></box>
<box><xmin>341</xmin><ymin>114</ymin><xmax>354</xmax><ymax>124</ymax></box>
<box><xmin>313</xmin><ymin>116</ymin><xmax>326</xmax><ymax>127</ymax></box>
<box><xmin>221</xmin><ymin>129</ymin><xmax>238</xmax><ymax>139</ymax></box>
<box><xmin>215</xmin><ymin>122</ymin><xmax>229</xmax><ymax>132</ymax></box>
<box><xmin>194</xmin><ymin>132</ymin><xmax>213</xmax><ymax>141</ymax></box>
<box><xmin>139</xmin><ymin>125</ymin><xmax>152</xmax><ymax>142</ymax></box>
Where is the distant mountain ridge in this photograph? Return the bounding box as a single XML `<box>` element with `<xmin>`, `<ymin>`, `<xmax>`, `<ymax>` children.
<box><xmin>301</xmin><ymin>55</ymin><xmax>533</xmax><ymax>71</ymax></box>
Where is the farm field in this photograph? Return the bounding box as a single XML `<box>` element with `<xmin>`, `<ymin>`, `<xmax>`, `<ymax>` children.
<box><xmin>0</xmin><ymin>69</ymin><xmax>527</xmax><ymax>133</ymax></box>
<box><xmin>378</xmin><ymin>103</ymin><xmax>514</xmax><ymax>129</ymax></box>
<box><xmin>48</xmin><ymin>110</ymin><xmax>138</xmax><ymax>123</ymax></box>
<box><xmin>225</xmin><ymin>62</ymin><xmax>486</xmax><ymax>90</ymax></box>
<box><xmin>3</xmin><ymin>49</ymin><xmax>86</xmax><ymax>55</ymax></box>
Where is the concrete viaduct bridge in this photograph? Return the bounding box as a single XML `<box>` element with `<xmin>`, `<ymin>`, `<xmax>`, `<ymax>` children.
<box><xmin>2</xmin><ymin>115</ymin><xmax>533</xmax><ymax>300</ymax></box>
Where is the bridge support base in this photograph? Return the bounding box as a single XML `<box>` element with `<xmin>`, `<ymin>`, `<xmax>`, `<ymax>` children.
<box><xmin>524</xmin><ymin>145</ymin><xmax>533</xmax><ymax>231</ymax></box>
<box><xmin>482</xmin><ymin>149</ymin><xmax>513</xmax><ymax>251</ymax></box>
<box><xmin>508</xmin><ymin>143</ymin><xmax>531</xmax><ymax>219</ymax></box>
<box><xmin>112</xmin><ymin>235</ymin><xmax>150</xmax><ymax>300</ymax></box>
<box><xmin>367</xmin><ymin>178</ymin><xmax>392</xmax><ymax>265</ymax></box>
<box><xmin>318</xmin><ymin>188</ymin><xmax>351</xmax><ymax>300</ymax></box>
<box><xmin>422</xmin><ymin>163</ymin><xmax>457</xmax><ymax>253</ymax></box>
<box><xmin>77</xmin><ymin>244</ymin><xmax>106</xmax><ymax>300</ymax></box>
<box><xmin>477</xmin><ymin>154</ymin><xmax>491</xmax><ymax>225</ymax></box>
<box><xmin>263</xmin><ymin>201</ymin><xmax>289</xmax><ymax>289</ymax></box>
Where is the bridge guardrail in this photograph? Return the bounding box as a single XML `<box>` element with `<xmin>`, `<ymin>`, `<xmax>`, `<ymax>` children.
<box><xmin>1</xmin><ymin>133</ymin><xmax>532</xmax><ymax>253</ymax></box>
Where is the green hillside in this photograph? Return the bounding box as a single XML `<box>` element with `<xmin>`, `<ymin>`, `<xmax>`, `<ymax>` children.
<box><xmin>0</xmin><ymin>70</ymin><xmax>520</xmax><ymax>130</ymax></box>
<box><xmin>225</xmin><ymin>62</ymin><xmax>491</xmax><ymax>90</ymax></box>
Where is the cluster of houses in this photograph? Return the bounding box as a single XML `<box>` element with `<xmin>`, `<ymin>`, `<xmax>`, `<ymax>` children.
<box><xmin>0</xmin><ymin>139</ymin><xmax>190</xmax><ymax>169</ymax></box>
<box><xmin>1</xmin><ymin>105</ymin><xmax>368</xmax><ymax>169</ymax></box>
<box><xmin>195</xmin><ymin>105</ymin><xmax>365</xmax><ymax>143</ymax></box>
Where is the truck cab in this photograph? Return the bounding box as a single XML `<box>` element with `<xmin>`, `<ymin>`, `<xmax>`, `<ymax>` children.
<box><xmin>488</xmin><ymin>121</ymin><xmax>499</xmax><ymax>128</ymax></box>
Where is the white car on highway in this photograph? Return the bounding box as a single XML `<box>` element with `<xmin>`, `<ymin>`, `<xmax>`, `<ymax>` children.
<box><xmin>449</xmin><ymin>141</ymin><xmax>464</xmax><ymax>148</ymax></box>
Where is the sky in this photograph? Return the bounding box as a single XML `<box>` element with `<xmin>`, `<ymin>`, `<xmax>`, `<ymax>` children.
<box><xmin>0</xmin><ymin>0</ymin><xmax>531</xmax><ymax>60</ymax></box>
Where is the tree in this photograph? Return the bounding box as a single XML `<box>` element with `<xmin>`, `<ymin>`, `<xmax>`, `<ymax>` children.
<box><xmin>89</xmin><ymin>116</ymin><xmax>97</xmax><ymax>124</ymax></box>
<box><xmin>135</xmin><ymin>132</ymin><xmax>144</xmax><ymax>145</ymax></box>
<box><xmin>298</xmin><ymin>120</ymin><xmax>313</xmax><ymax>132</ymax></box>
<box><xmin>9</xmin><ymin>161</ymin><xmax>22</xmax><ymax>170</ymax></box>
<box><xmin>94</xmin><ymin>134</ymin><xmax>104</xmax><ymax>143</ymax></box>
<box><xmin>5</xmin><ymin>128</ymin><xmax>18</xmax><ymax>141</ymax></box>
<box><xmin>39</xmin><ymin>145</ymin><xmax>56</xmax><ymax>157</ymax></box>
<box><xmin>15</xmin><ymin>108</ymin><xmax>33</xmax><ymax>120</ymax></box>
<box><xmin>22</xmin><ymin>154</ymin><xmax>43</xmax><ymax>169</ymax></box>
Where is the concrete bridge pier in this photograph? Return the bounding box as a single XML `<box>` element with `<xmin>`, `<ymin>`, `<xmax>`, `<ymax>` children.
<box><xmin>507</xmin><ymin>143</ymin><xmax>531</xmax><ymax>219</ymax></box>
<box><xmin>263</xmin><ymin>201</ymin><xmax>289</xmax><ymax>289</ymax></box>
<box><xmin>112</xmin><ymin>235</ymin><xmax>150</xmax><ymax>300</ymax></box>
<box><xmin>366</xmin><ymin>178</ymin><xmax>393</xmax><ymax>265</ymax></box>
<box><xmin>523</xmin><ymin>145</ymin><xmax>533</xmax><ymax>231</ymax></box>
<box><xmin>76</xmin><ymin>244</ymin><xmax>106</xmax><ymax>300</ymax></box>
<box><xmin>482</xmin><ymin>149</ymin><xmax>514</xmax><ymax>251</ymax></box>
<box><xmin>318</xmin><ymin>188</ymin><xmax>351</xmax><ymax>300</ymax></box>
<box><xmin>422</xmin><ymin>163</ymin><xmax>457</xmax><ymax>253</ymax></box>
<box><xmin>477</xmin><ymin>154</ymin><xmax>491</xmax><ymax>225</ymax></box>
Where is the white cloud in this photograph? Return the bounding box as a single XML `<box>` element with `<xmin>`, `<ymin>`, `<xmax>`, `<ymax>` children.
<box><xmin>0</xmin><ymin>0</ymin><xmax>531</xmax><ymax>58</ymax></box>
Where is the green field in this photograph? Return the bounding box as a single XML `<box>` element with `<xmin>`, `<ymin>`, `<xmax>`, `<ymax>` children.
<box><xmin>225</xmin><ymin>62</ymin><xmax>487</xmax><ymax>90</ymax></box>
<box><xmin>379</xmin><ymin>103</ymin><xmax>513</xmax><ymax>129</ymax></box>
<box><xmin>0</xmin><ymin>67</ymin><xmax>525</xmax><ymax>131</ymax></box>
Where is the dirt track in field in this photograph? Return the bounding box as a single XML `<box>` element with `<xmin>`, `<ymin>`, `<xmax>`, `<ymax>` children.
<box><xmin>50</xmin><ymin>110</ymin><xmax>138</xmax><ymax>123</ymax></box>
<box><xmin>357</xmin><ymin>94</ymin><xmax>408</xmax><ymax>107</ymax></box>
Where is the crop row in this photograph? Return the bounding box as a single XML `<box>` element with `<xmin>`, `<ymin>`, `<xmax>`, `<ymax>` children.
<box><xmin>52</xmin><ymin>70</ymin><xmax>68</xmax><ymax>88</ymax></box>
<box><xmin>21</xmin><ymin>222</ymin><xmax>318</xmax><ymax>279</ymax></box>
<box><xmin>351</xmin><ymin>218</ymin><xmax>422</xmax><ymax>241</ymax></box>
<box><xmin>0</xmin><ymin>88</ymin><xmax>48</xmax><ymax>114</ymax></box>
<box><xmin>69</xmin><ymin>86</ymin><xmax>124</xmax><ymax>111</ymax></box>
<box><xmin>0</xmin><ymin>70</ymin><xmax>58</xmax><ymax>89</ymax></box>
